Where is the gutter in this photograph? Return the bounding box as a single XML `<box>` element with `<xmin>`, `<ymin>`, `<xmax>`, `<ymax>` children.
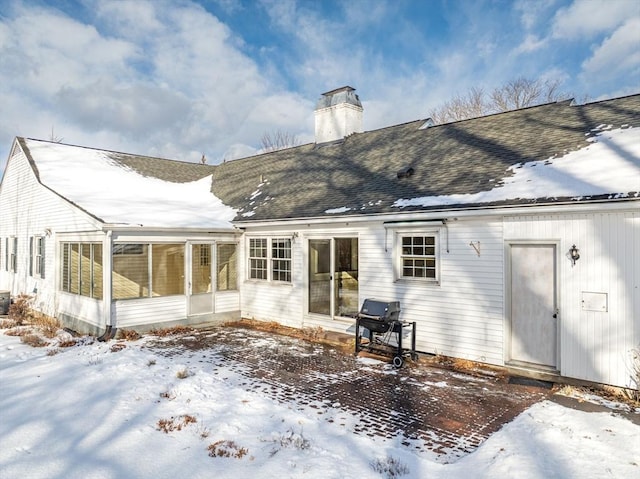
<box><xmin>232</xmin><ymin>197</ymin><xmax>640</xmax><ymax>228</ymax></box>
<box><xmin>98</xmin><ymin>229</ymin><xmax>116</xmax><ymax>342</ymax></box>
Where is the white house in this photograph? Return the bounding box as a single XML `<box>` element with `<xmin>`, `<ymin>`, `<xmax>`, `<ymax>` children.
<box><xmin>1</xmin><ymin>87</ymin><xmax>639</xmax><ymax>390</ymax></box>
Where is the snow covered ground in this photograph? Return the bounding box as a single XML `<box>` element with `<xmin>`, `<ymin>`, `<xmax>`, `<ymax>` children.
<box><xmin>1</xmin><ymin>328</ymin><xmax>638</xmax><ymax>479</ymax></box>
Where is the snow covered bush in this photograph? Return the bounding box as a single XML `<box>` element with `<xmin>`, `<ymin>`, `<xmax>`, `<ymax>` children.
<box><xmin>157</xmin><ymin>415</ymin><xmax>197</xmax><ymax>433</ymax></box>
<box><xmin>8</xmin><ymin>294</ymin><xmax>34</xmax><ymax>325</ymax></box>
<box><xmin>207</xmin><ymin>440</ymin><xmax>248</xmax><ymax>459</ymax></box>
<box><xmin>370</xmin><ymin>455</ymin><xmax>410</xmax><ymax>479</ymax></box>
<box><xmin>265</xmin><ymin>428</ymin><xmax>310</xmax><ymax>456</ymax></box>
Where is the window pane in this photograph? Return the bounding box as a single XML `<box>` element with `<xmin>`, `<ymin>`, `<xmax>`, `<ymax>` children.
<box><xmin>192</xmin><ymin>244</ymin><xmax>212</xmax><ymax>294</ymax></box>
<box><xmin>152</xmin><ymin>244</ymin><xmax>185</xmax><ymax>296</ymax></box>
<box><xmin>113</xmin><ymin>244</ymin><xmax>149</xmax><ymax>299</ymax></box>
<box><xmin>92</xmin><ymin>244</ymin><xmax>103</xmax><ymax>300</ymax></box>
<box><xmin>61</xmin><ymin>243</ymin><xmax>70</xmax><ymax>292</ymax></box>
<box><xmin>80</xmin><ymin>245</ymin><xmax>92</xmax><ymax>297</ymax></box>
<box><xmin>70</xmin><ymin>244</ymin><xmax>80</xmax><ymax>294</ymax></box>
<box><xmin>250</xmin><ymin>258</ymin><xmax>267</xmax><ymax>279</ymax></box>
<box><xmin>217</xmin><ymin>244</ymin><xmax>237</xmax><ymax>291</ymax></box>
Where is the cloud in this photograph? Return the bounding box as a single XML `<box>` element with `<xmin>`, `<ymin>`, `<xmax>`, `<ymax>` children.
<box><xmin>515</xmin><ymin>0</ymin><xmax>556</xmax><ymax>31</ymax></box>
<box><xmin>581</xmin><ymin>17</ymin><xmax>640</xmax><ymax>80</ymax></box>
<box><xmin>0</xmin><ymin>0</ymin><xmax>312</xmax><ymax>163</ymax></box>
<box><xmin>552</xmin><ymin>0</ymin><xmax>638</xmax><ymax>39</ymax></box>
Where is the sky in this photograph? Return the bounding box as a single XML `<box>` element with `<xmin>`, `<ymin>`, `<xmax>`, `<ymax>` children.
<box><xmin>0</xmin><ymin>0</ymin><xmax>639</xmax><ymax>169</ymax></box>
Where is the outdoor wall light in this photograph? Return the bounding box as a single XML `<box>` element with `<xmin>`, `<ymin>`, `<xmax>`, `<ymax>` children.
<box><xmin>569</xmin><ymin>244</ymin><xmax>580</xmax><ymax>266</ymax></box>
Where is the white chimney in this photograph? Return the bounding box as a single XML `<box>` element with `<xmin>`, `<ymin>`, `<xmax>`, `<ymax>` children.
<box><xmin>314</xmin><ymin>86</ymin><xmax>363</xmax><ymax>144</ymax></box>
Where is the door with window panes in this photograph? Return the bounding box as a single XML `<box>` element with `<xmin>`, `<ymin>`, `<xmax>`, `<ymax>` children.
<box><xmin>308</xmin><ymin>238</ymin><xmax>358</xmax><ymax>318</ymax></box>
<box><xmin>189</xmin><ymin>243</ymin><xmax>213</xmax><ymax>315</ymax></box>
<box><xmin>189</xmin><ymin>243</ymin><xmax>237</xmax><ymax>315</ymax></box>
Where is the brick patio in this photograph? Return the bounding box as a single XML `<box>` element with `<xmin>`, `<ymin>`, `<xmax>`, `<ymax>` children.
<box><xmin>146</xmin><ymin>325</ymin><xmax>550</xmax><ymax>463</ymax></box>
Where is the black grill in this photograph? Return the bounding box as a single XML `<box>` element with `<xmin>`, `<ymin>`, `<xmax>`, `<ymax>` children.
<box><xmin>354</xmin><ymin>299</ymin><xmax>417</xmax><ymax>368</ymax></box>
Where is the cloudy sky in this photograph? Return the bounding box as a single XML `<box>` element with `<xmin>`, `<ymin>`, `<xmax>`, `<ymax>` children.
<box><xmin>0</xmin><ymin>0</ymin><xmax>638</xmax><ymax>167</ymax></box>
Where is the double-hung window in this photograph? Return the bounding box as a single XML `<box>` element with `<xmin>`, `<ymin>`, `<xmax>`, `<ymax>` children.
<box><xmin>249</xmin><ymin>238</ymin><xmax>268</xmax><ymax>280</ymax></box>
<box><xmin>396</xmin><ymin>231</ymin><xmax>439</xmax><ymax>282</ymax></box>
<box><xmin>7</xmin><ymin>237</ymin><xmax>17</xmax><ymax>273</ymax></box>
<box><xmin>30</xmin><ymin>236</ymin><xmax>45</xmax><ymax>278</ymax></box>
<box><xmin>248</xmin><ymin>237</ymin><xmax>292</xmax><ymax>282</ymax></box>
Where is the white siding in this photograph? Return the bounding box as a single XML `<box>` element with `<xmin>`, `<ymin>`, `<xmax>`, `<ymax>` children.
<box><xmin>241</xmin><ymin>220</ymin><xmax>505</xmax><ymax>365</ymax></box>
<box><xmin>114</xmin><ymin>296</ymin><xmax>186</xmax><ymax>328</ymax></box>
<box><xmin>215</xmin><ymin>291</ymin><xmax>240</xmax><ymax>312</ymax></box>
<box><xmin>0</xmin><ymin>143</ymin><xmax>102</xmax><ymax>321</ymax></box>
<box><xmin>504</xmin><ymin>210</ymin><xmax>640</xmax><ymax>388</ymax></box>
<box><xmin>356</xmin><ymin>219</ymin><xmax>505</xmax><ymax>365</ymax></box>
<box><xmin>240</xmin><ymin>231</ymin><xmax>304</xmax><ymax>328</ymax></box>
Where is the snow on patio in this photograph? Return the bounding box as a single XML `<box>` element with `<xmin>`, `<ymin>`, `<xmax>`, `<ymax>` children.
<box><xmin>0</xmin><ymin>327</ymin><xmax>638</xmax><ymax>479</ymax></box>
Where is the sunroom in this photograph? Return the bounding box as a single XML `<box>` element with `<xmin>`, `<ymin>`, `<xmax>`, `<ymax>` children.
<box><xmin>56</xmin><ymin>229</ymin><xmax>242</xmax><ymax>336</ymax></box>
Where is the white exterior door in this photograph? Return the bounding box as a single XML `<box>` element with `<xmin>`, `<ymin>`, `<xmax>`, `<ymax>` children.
<box><xmin>189</xmin><ymin>243</ymin><xmax>214</xmax><ymax>315</ymax></box>
<box><xmin>509</xmin><ymin>243</ymin><xmax>558</xmax><ymax>370</ymax></box>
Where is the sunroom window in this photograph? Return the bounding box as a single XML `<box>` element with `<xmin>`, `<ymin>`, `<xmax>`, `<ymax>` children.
<box><xmin>60</xmin><ymin>242</ymin><xmax>103</xmax><ymax>299</ymax></box>
<box><xmin>217</xmin><ymin>243</ymin><xmax>238</xmax><ymax>291</ymax></box>
<box><xmin>112</xmin><ymin>243</ymin><xmax>184</xmax><ymax>299</ymax></box>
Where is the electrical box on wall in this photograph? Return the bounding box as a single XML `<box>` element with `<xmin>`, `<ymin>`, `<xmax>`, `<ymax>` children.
<box><xmin>581</xmin><ymin>292</ymin><xmax>608</xmax><ymax>312</ymax></box>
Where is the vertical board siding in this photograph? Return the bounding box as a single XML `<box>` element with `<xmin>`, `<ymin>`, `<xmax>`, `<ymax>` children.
<box><xmin>504</xmin><ymin>210</ymin><xmax>639</xmax><ymax>388</ymax></box>
<box><xmin>0</xmin><ymin>147</ymin><xmax>101</xmax><ymax>321</ymax></box>
<box><xmin>356</xmin><ymin>220</ymin><xmax>505</xmax><ymax>365</ymax></box>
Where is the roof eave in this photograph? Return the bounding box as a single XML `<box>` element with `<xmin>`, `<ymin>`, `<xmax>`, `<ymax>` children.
<box><xmin>232</xmin><ymin>196</ymin><xmax>640</xmax><ymax>228</ymax></box>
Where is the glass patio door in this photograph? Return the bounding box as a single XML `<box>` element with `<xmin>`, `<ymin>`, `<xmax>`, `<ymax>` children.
<box><xmin>308</xmin><ymin>238</ymin><xmax>358</xmax><ymax>318</ymax></box>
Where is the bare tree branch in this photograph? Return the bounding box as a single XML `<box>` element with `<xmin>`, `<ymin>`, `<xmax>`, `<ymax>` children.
<box><xmin>430</xmin><ymin>77</ymin><xmax>574</xmax><ymax>125</ymax></box>
<box><xmin>260</xmin><ymin>130</ymin><xmax>300</xmax><ymax>152</ymax></box>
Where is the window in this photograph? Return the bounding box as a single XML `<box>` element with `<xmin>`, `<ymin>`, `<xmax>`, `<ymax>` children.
<box><xmin>30</xmin><ymin>236</ymin><xmax>45</xmax><ymax>278</ymax></box>
<box><xmin>216</xmin><ymin>244</ymin><xmax>237</xmax><ymax>291</ymax></box>
<box><xmin>397</xmin><ymin>233</ymin><xmax>439</xmax><ymax>281</ymax></box>
<box><xmin>248</xmin><ymin>237</ymin><xmax>292</xmax><ymax>283</ymax></box>
<box><xmin>8</xmin><ymin>237</ymin><xmax>17</xmax><ymax>273</ymax></box>
<box><xmin>61</xmin><ymin>243</ymin><xmax>103</xmax><ymax>299</ymax></box>
<box><xmin>112</xmin><ymin>243</ymin><xmax>184</xmax><ymax>300</ymax></box>
<box><xmin>271</xmin><ymin>239</ymin><xmax>291</xmax><ymax>282</ymax></box>
<box><xmin>249</xmin><ymin>238</ymin><xmax>267</xmax><ymax>280</ymax></box>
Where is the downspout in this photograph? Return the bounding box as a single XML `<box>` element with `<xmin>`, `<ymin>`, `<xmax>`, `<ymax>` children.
<box><xmin>97</xmin><ymin>229</ymin><xmax>115</xmax><ymax>341</ymax></box>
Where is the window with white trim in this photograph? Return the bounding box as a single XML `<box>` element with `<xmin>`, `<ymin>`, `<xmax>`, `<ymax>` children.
<box><xmin>271</xmin><ymin>238</ymin><xmax>292</xmax><ymax>282</ymax></box>
<box><xmin>248</xmin><ymin>237</ymin><xmax>292</xmax><ymax>283</ymax></box>
<box><xmin>396</xmin><ymin>231</ymin><xmax>439</xmax><ymax>282</ymax></box>
<box><xmin>8</xmin><ymin>237</ymin><xmax>17</xmax><ymax>273</ymax></box>
<box><xmin>60</xmin><ymin>242</ymin><xmax>103</xmax><ymax>299</ymax></box>
<box><xmin>30</xmin><ymin>236</ymin><xmax>45</xmax><ymax>278</ymax></box>
<box><xmin>249</xmin><ymin>238</ymin><xmax>267</xmax><ymax>280</ymax></box>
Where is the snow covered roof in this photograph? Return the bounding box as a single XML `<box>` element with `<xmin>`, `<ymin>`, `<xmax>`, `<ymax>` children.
<box><xmin>19</xmin><ymin>139</ymin><xmax>236</xmax><ymax>229</ymax></box>
<box><xmin>13</xmin><ymin>94</ymin><xmax>640</xmax><ymax>228</ymax></box>
<box><xmin>211</xmin><ymin>94</ymin><xmax>640</xmax><ymax>221</ymax></box>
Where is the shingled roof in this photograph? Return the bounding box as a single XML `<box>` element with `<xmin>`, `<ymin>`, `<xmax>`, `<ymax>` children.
<box><xmin>213</xmin><ymin>94</ymin><xmax>640</xmax><ymax>222</ymax></box>
<box><xmin>11</xmin><ymin>94</ymin><xmax>640</xmax><ymax>228</ymax></box>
